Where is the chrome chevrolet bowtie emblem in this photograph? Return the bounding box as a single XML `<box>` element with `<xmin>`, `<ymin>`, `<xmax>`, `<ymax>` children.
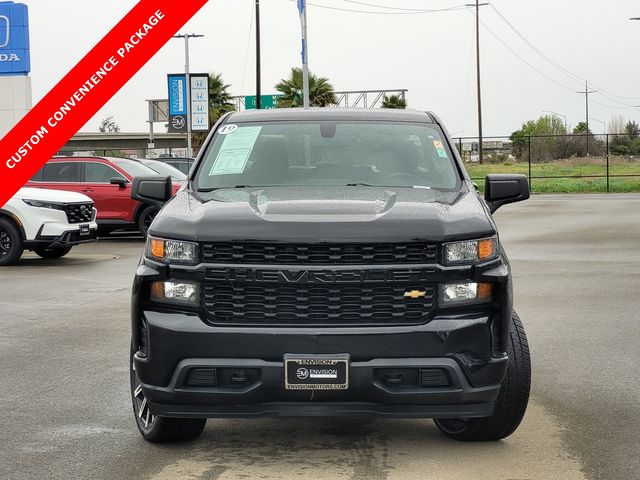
<box><xmin>404</xmin><ymin>290</ymin><xmax>427</xmax><ymax>299</ymax></box>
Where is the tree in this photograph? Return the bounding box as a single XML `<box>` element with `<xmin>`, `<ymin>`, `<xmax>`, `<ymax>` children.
<box><xmin>608</xmin><ymin>114</ymin><xmax>626</xmax><ymax>135</ymax></box>
<box><xmin>510</xmin><ymin>115</ymin><xmax>568</xmax><ymax>161</ymax></box>
<box><xmin>381</xmin><ymin>94</ymin><xmax>407</xmax><ymax>109</ymax></box>
<box><xmin>624</xmin><ymin>120</ymin><xmax>639</xmax><ymax>138</ymax></box>
<box><xmin>572</xmin><ymin>122</ymin><xmax>591</xmax><ymax>135</ymax></box>
<box><xmin>570</xmin><ymin>122</ymin><xmax>604</xmax><ymax>157</ymax></box>
<box><xmin>275</xmin><ymin>68</ymin><xmax>336</xmax><ymax>108</ymax></box>
<box><xmin>207</xmin><ymin>72</ymin><xmax>235</xmax><ymax>126</ymax></box>
<box><xmin>611</xmin><ymin>120</ymin><xmax>640</xmax><ymax>155</ymax></box>
<box><xmin>99</xmin><ymin>116</ymin><xmax>120</xmax><ymax>133</ymax></box>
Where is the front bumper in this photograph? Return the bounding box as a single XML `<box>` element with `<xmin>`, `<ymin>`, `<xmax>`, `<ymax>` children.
<box><xmin>134</xmin><ymin>310</ymin><xmax>508</xmax><ymax>419</ymax></box>
<box><xmin>25</xmin><ymin>224</ymin><xmax>98</xmax><ymax>249</ymax></box>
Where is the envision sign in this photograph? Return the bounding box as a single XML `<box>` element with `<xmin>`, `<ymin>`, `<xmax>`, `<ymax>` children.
<box><xmin>0</xmin><ymin>1</ymin><xmax>30</xmax><ymax>75</ymax></box>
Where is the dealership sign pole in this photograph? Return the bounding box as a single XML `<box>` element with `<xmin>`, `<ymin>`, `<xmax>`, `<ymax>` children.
<box><xmin>0</xmin><ymin>0</ymin><xmax>208</xmax><ymax>207</ymax></box>
<box><xmin>298</xmin><ymin>0</ymin><xmax>310</xmax><ymax>109</ymax></box>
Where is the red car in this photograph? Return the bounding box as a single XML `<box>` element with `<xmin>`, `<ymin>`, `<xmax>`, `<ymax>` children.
<box><xmin>28</xmin><ymin>157</ymin><xmax>181</xmax><ymax>236</ymax></box>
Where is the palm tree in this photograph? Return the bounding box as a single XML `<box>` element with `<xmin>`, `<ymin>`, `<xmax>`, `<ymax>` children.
<box><xmin>275</xmin><ymin>68</ymin><xmax>337</xmax><ymax>108</ymax></box>
<box><xmin>381</xmin><ymin>94</ymin><xmax>407</xmax><ymax>109</ymax></box>
<box><xmin>208</xmin><ymin>72</ymin><xmax>235</xmax><ymax>125</ymax></box>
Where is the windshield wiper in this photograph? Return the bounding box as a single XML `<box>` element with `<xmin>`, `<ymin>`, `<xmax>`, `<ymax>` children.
<box><xmin>197</xmin><ymin>185</ymin><xmax>258</xmax><ymax>192</ymax></box>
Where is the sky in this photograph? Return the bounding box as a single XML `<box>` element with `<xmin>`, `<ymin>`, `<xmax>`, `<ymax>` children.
<box><xmin>21</xmin><ymin>0</ymin><xmax>640</xmax><ymax>137</ymax></box>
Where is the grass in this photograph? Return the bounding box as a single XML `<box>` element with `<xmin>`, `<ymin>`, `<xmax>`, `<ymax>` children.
<box><xmin>465</xmin><ymin>157</ymin><xmax>640</xmax><ymax>193</ymax></box>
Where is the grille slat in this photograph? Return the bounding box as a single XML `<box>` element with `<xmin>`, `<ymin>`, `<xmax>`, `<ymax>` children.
<box><xmin>204</xmin><ymin>284</ymin><xmax>435</xmax><ymax>326</ymax></box>
<box><xmin>63</xmin><ymin>203</ymin><xmax>93</xmax><ymax>224</ymax></box>
<box><xmin>203</xmin><ymin>242</ymin><xmax>437</xmax><ymax>265</ymax></box>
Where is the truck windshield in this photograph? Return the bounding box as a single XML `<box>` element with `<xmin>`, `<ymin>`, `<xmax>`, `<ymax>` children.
<box><xmin>195</xmin><ymin>121</ymin><xmax>460</xmax><ymax>190</ymax></box>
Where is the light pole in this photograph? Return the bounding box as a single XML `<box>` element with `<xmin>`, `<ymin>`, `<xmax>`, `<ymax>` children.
<box><xmin>465</xmin><ymin>1</ymin><xmax>489</xmax><ymax>164</ymax></box>
<box><xmin>589</xmin><ymin>118</ymin><xmax>606</xmax><ymax>134</ymax></box>
<box><xmin>543</xmin><ymin>110</ymin><xmax>568</xmax><ymax>132</ymax></box>
<box><xmin>172</xmin><ymin>33</ymin><xmax>204</xmax><ymax>156</ymax></box>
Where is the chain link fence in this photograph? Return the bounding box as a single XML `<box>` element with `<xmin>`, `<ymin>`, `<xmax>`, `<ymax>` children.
<box><xmin>452</xmin><ymin>134</ymin><xmax>640</xmax><ymax>193</ymax></box>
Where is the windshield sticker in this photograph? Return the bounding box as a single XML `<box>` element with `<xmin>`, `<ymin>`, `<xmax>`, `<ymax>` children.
<box><xmin>210</xmin><ymin>126</ymin><xmax>262</xmax><ymax>175</ymax></box>
<box><xmin>433</xmin><ymin>139</ymin><xmax>449</xmax><ymax>159</ymax></box>
<box><xmin>218</xmin><ymin>124</ymin><xmax>239</xmax><ymax>135</ymax></box>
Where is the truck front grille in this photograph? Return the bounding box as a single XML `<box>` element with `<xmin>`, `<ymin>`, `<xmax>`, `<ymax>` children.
<box><xmin>63</xmin><ymin>203</ymin><xmax>93</xmax><ymax>224</ymax></box>
<box><xmin>202</xmin><ymin>242</ymin><xmax>437</xmax><ymax>265</ymax></box>
<box><xmin>203</xmin><ymin>283</ymin><xmax>436</xmax><ymax>326</ymax></box>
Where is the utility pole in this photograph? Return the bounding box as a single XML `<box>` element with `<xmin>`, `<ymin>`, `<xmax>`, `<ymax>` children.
<box><xmin>255</xmin><ymin>0</ymin><xmax>262</xmax><ymax>109</ymax></box>
<box><xmin>577</xmin><ymin>81</ymin><xmax>596</xmax><ymax>156</ymax></box>
<box><xmin>466</xmin><ymin>1</ymin><xmax>489</xmax><ymax>164</ymax></box>
<box><xmin>172</xmin><ymin>33</ymin><xmax>204</xmax><ymax>156</ymax></box>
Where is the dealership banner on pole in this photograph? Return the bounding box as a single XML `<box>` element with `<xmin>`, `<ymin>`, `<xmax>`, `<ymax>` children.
<box><xmin>190</xmin><ymin>73</ymin><xmax>209</xmax><ymax>132</ymax></box>
<box><xmin>0</xmin><ymin>0</ymin><xmax>209</xmax><ymax>207</ymax></box>
<box><xmin>167</xmin><ymin>73</ymin><xmax>187</xmax><ymax>133</ymax></box>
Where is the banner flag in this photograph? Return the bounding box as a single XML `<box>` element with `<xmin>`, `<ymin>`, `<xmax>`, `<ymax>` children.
<box><xmin>0</xmin><ymin>0</ymin><xmax>208</xmax><ymax>207</ymax></box>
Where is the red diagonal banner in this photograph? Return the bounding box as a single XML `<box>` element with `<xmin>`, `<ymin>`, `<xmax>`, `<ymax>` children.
<box><xmin>0</xmin><ymin>0</ymin><xmax>208</xmax><ymax>207</ymax></box>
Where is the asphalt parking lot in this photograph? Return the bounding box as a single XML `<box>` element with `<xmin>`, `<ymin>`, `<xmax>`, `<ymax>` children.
<box><xmin>1</xmin><ymin>194</ymin><xmax>639</xmax><ymax>480</ymax></box>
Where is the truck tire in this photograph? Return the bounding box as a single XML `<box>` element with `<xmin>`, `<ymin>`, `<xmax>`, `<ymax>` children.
<box><xmin>130</xmin><ymin>347</ymin><xmax>206</xmax><ymax>443</ymax></box>
<box><xmin>138</xmin><ymin>205</ymin><xmax>159</xmax><ymax>238</ymax></box>
<box><xmin>0</xmin><ymin>218</ymin><xmax>24</xmax><ymax>266</ymax></box>
<box><xmin>434</xmin><ymin>311</ymin><xmax>531</xmax><ymax>441</ymax></box>
<box><xmin>33</xmin><ymin>246</ymin><xmax>72</xmax><ymax>259</ymax></box>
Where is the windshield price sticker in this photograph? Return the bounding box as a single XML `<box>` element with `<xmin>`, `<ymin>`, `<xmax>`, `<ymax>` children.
<box><xmin>210</xmin><ymin>126</ymin><xmax>262</xmax><ymax>175</ymax></box>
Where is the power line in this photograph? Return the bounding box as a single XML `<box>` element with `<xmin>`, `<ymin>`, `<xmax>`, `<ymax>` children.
<box><xmin>340</xmin><ymin>0</ymin><xmax>467</xmax><ymax>13</ymax></box>
<box><xmin>489</xmin><ymin>5</ymin><xmax>583</xmax><ymax>86</ymax></box>
<box><xmin>291</xmin><ymin>0</ymin><xmax>467</xmax><ymax>15</ymax></box>
<box><xmin>476</xmin><ymin>15</ymin><xmax>577</xmax><ymax>93</ymax></box>
<box><xmin>478</xmin><ymin>13</ymin><xmax>639</xmax><ymax>112</ymax></box>
<box><xmin>489</xmin><ymin>4</ymin><xmax>640</xmax><ymax>104</ymax></box>
<box><xmin>240</xmin><ymin>2</ymin><xmax>255</xmax><ymax>95</ymax></box>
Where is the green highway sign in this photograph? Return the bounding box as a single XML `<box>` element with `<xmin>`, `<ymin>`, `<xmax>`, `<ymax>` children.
<box><xmin>245</xmin><ymin>94</ymin><xmax>282</xmax><ymax>110</ymax></box>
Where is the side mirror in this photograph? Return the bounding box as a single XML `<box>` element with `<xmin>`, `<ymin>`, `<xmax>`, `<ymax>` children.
<box><xmin>131</xmin><ymin>176</ymin><xmax>172</xmax><ymax>207</ymax></box>
<box><xmin>484</xmin><ymin>174</ymin><xmax>530</xmax><ymax>213</ymax></box>
<box><xmin>110</xmin><ymin>177</ymin><xmax>127</xmax><ymax>188</ymax></box>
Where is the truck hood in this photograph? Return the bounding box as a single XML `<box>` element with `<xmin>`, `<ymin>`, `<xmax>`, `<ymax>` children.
<box><xmin>13</xmin><ymin>187</ymin><xmax>93</xmax><ymax>204</ymax></box>
<box><xmin>151</xmin><ymin>185</ymin><xmax>495</xmax><ymax>243</ymax></box>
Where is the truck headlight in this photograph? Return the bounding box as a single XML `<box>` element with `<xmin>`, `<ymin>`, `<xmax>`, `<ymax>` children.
<box><xmin>440</xmin><ymin>282</ymin><xmax>493</xmax><ymax>306</ymax></box>
<box><xmin>146</xmin><ymin>236</ymin><xmax>198</xmax><ymax>265</ymax></box>
<box><xmin>443</xmin><ymin>237</ymin><xmax>497</xmax><ymax>265</ymax></box>
<box><xmin>151</xmin><ymin>281</ymin><xmax>200</xmax><ymax>306</ymax></box>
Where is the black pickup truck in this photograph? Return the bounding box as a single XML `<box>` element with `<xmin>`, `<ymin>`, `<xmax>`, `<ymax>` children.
<box><xmin>130</xmin><ymin>108</ymin><xmax>531</xmax><ymax>443</ymax></box>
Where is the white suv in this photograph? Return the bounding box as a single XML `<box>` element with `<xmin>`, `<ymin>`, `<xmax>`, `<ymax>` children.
<box><xmin>0</xmin><ymin>187</ymin><xmax>98</xmax><ymax>266</ymax></box>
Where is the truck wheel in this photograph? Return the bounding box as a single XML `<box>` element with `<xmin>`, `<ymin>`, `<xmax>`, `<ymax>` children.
<box><xmin>130</xmin><ymin>348</ymin><xmax>206</xmax><ymax>443</ymax></box>
<box><xmin>0</xmin><ymin>218</ymin><xmax>24</xmax><ymax>266</ymax></box>
<box><xmin>33</xmin><ymin>246</ymin><xmax>72</xmax><ymax>259</ymax></box>
<box><xmin>138</xmin><ymin>206</ymin><xmax>159</xmax><ymax>238</ymax></box>
<box><xmin>434</xmin><ymin>311</ymin><xmax>531</xmax><ymax>441</ymax></box>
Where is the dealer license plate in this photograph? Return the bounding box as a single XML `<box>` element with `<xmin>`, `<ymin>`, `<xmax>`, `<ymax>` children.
<box><xmin>284</xmin><ymin>354</ymin><xmax>349</xmax><ymax>390</ymax></box>
<box><xmin>79</xmin><ymin>224</ymin><xmax>90</xmax><ymax>236</ymax></box>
